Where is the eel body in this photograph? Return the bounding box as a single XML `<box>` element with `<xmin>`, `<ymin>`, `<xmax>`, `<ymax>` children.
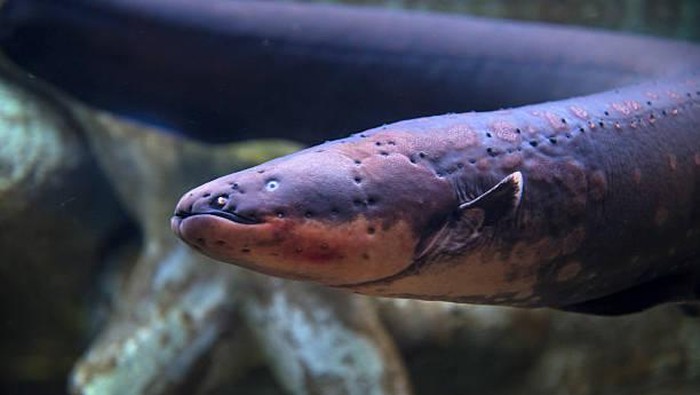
<box><xmin>2</xmin><ymin>0</ymin><xmax>698</xmax><ymax>314</ymax></box>
<box><xmin>1</xmin><ymin>0</ymin><xmax>697</xmax><ymax>144</ymax></box>
<box><xmin>168</xmin><ymin>2</ymin><xmax>700</xmax><ymax>314</ymax></box>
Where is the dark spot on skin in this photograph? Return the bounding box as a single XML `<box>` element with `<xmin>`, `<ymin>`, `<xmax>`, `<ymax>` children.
<box><xmin>232</xmin><ymin>183</ymin><xmax>239</xmax><ymax>190</ymax></box>
<box><xmin>354</xmin><ymin>159</ymin><xmax>361</xmax><ymax>165</ymax></box>
<box><xmin>419</xmin><ymin>152</ymin><xmax>426</xmax><ymax>159</ymax></box>
<box><xmin>362</xmin><ymin>253</ymin><xmax>370</xmax><ymax>260</ymax></box>
<box><xmin>662</xmin><ymin>110</ymin><xmax>668</xmax><ymax>116</ymax></box>
<box><xmin>215</xmin><ymin>240</ymin><xmax>226</xmax><ymax>246</ymax></box>
<box><xmin>598</xmin><ymin>121</ymin><xmax>605</xmax><ymax>128</ymax></box>
<box><xmin>367</xmin><ymin>197</ymin><xmax>377</xmax><ymax>205</ymax></box>
<box><xmin>305</xmin><ymin>211</ymin><xmax>314</xmax><ymax>218</ymax></box>
<box><xmin>647</xmin><ymin>101</ymin><xmax>653</xmax><ymax>106</ymax></box>
<box><xmin>409</xmin><ymin>156</ymin><xmax>417</xmax><ymax>164</ymax></box>
<box><xmin>241</xmin><ymin>248</ymin><xmax>251</xmax><ymax>253</ymax></box>
<box><xmin>202</xmin><ymin>192</ymin><xmax>211</xmax><ymax>198</ymax></box>
<box><xmin>529</xmin><ymin>141</ymin><xmax>538</xmax><ymax>147</ymax></box>
<box><xmin>560</xmin><ymin>118</ymin><xmax>567</xmax><ymax>124</ymax></box>
<box><xmin>359</xmin><ymin>134</ymin><xmax>367</xmax><ymax>138</ymax></box>
<box><xmin>388</xmin><ymin>141</ymin><xmax>396</xmax><ymax>145</ymax></box>
<box><xmin>457</xmin><ymin>162</ymin><xmax>464</xmax><ymax>169</ymax></box>
<box><xmin>469</xmin><ymin>158</ymin><xmax>477</xmax><ymax>164</ymax></box>
<box><xmin>486</xmin><ymin>132</ymin><xmax>492</xmax><ymax>138</ymax></box>
<box><xmin>257</xmin><ymin>169</ymin><xmax>265</xmax><ymax>174</ymax></box>
<box><xmin>367</xmin><ymin>227</ymin><xmax>376</xmax><ymax>234</ymax></box>
<box><xmin>353</xmin><ymin>199</ymin><xmax>364</xmax><ymax>206</ymax></box>
<box><xmin>579</xmin><ymin>127</ymin><xmax>585</xmax><ymax>133</ymax></box>
<box><xmin>515</xmin><ymin>128</ymin><xmax>521</xmax><ymax>134</ymax></box>
<box><xmin>549</xmin><ymin>138</ymin><xmax>557</xmax><ymax>144</ymax></box>
<box><xmin>196</xmin><ymin>238</ymin><xmax>205</xmax><ymax>245</ymax></box>
<box><xmin>486</xmin><ymin>147</ymin><xmax>495</xmax><ymax>156</ymax></box>
<box><xmin>604</xmin><ymin>111</ymin><xmax>610</xmax><ymax>116</ymax></box>
<box><xmin>380</xmin><ymin>151</ymin><xmax>389</xmax><ymax>156</ymax></box>
<box><xmin>354</xmin><ymin>177</ymin><xmax>362</xmax><ymax>184</ymax></box>
<box><xmin>375</xmin><ymin>141</ymin><xmax>382</xmax><ymax>146</ymax></box>
<box><xmin>331</xmin><ymin>208</ymin><xmax>340</xmax><ymax>215</ymax></box>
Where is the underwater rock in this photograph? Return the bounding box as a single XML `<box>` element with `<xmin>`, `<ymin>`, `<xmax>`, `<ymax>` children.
<box><xmin>241</xmin><ymin>278</ymin><xmax>411</xmax><ymax>395</ymax></box>
<box><xmin>378</xmin><ymin>300</ymin><xmax>700</xmax><ymax>395</ymax></box>
<box><xmin>0</xmin><ymin>54</ymin><xmax>130</xmax><ymax>389</ymax></box>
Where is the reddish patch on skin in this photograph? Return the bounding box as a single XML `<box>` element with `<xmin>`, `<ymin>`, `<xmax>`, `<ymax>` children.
<box><xmin>589</xmin><ymin>170</ymin><xmax>608</xmax><ymax>201</ymax></box>
<box><xmin>524</xmin><ymin>158</ymin><xmax>587</xmax><ymax>209</ymax></box>
<box><xmin>668</xmin><ymin>91</ymin><xmax>682</xmax><ymax>101</ymax></box>
<box><xmin>569</xmin><ymin>105</ymin><xmax>589</xmax><ymax>120</ymax></box>
<box><xmin>655</xmin><ymin>207</ymin><xmax>669</xmax><ymax>226</ymax></box>
<box><xmin>532</xmin><ymin>111</ymin><xmax>568</xmax><ymax>132</ymax></box>
<box><xmin>477</xmin><ymin>158</ymin><xmax>491</xmax><ymax>171</ymax></box>
<box><xmin>491</xmin><ymin>120</ymin><xmax>520</xmax><ymax>142</ymax></box>
<box><xmin>500</xmin><ymin>153</ymin><xmax>523</xmax><ymax>170</ymax></box>
<box><xmin>556</xmin><ymin>261</ymin><xmax>582</xmax><ymax>282</ymax></box>
<box><xmin>668</xmin><ymin>154</ymin><xmax>678</xmax><ymax>171</ymax></box>
<box><xmin>611</xmin><ymin>100</ymin><xmax>641</xmax><ymax>116</ymax></box>
<box><xmin>633</xmin><ymin>168</ymin><xmax>642</xmax><ymax>184</ymax></box>
<box><xmin>176</xmin><ymin>214</ymin><xmax>417</xmax><ymax>285</ymax></box>
<box><xmin>646</xmin><ymin>92</ymin><xmax>660</xmax><ymax>100</ymax></box>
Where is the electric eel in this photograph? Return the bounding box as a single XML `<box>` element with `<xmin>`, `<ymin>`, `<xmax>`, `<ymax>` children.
<box><xmin>167</xmin><ymin>1</ymin><xmax>700</xmax><ymax>315</ymax></box>
<box><xmin>2</xmin><ymin>1</ymin><xmax>699</xmax><ymax>314</ymax></box>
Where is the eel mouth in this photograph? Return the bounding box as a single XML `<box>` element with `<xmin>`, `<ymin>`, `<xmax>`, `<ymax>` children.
<box><xmin>171</xmin><ymin>209</ymin><xmax>261</xmax><ymax>236</ymax></box>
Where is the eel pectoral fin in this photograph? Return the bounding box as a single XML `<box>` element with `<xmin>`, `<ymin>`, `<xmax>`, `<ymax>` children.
<box><xmin>415</xmin><ymin>172</ymin><xmax>523</xmax><ymax>263</ymax></box>
<box><xmin>458</xmin><ymin>171</ymin><xmax>523</xmax><ymax>225</ymax></box>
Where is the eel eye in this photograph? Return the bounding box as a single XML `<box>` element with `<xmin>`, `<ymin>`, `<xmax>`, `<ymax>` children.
<box><xmin>266</xmin><ymin>180</ymin><xmax>280</xmax><ymax>191</ymax></box>
<box><xmin>216</xmin><ymin>196</ymin><xmax>228</xmax><ymax>206</ymax></box>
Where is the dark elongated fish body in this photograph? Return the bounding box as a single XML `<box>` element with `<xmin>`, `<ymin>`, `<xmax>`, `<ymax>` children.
<box><xmin>167</xmin><ymin>3</ymin><xmax>700</xmax><ymax>314</ymax></box>
<box><xmin>1</xmin><ymin>0</ymin><xmax>698</xmax><ymax>143</ymax></box>
<box><xmin>6</xmin><ymin>0</ymin><xmax>696</xmax><ymax>314</ymax></box>
<box><xmin>173</xmin><ymin>74</ymin><xmax>700</xmax><ymax>313</ymax></box>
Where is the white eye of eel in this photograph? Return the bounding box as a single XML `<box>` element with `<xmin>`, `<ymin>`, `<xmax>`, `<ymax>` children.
<box><xmin>216</xmin><ymin>196</ymin><xmax>228</xmax><ymax>206</ymax></box>
<box><xmin>265</xmin><ymin>180</ymin><xmax>280</xmax><ymax>191</ymax></box>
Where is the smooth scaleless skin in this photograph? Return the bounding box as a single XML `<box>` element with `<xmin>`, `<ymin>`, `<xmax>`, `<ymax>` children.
<box><xmin>6</xmin><ymin>1</ymin><xmax>698</xmax><ymax>314</ymax></box>
<box><xmin>168</xmin><ymin>2</ymin><xmax>700</xmax><ymax>315</ymax></box>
